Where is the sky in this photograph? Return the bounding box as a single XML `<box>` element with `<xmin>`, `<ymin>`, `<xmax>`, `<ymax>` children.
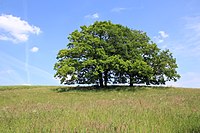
<box><xmin>0</xmin><ymin>0</ymin><xmax>200</xmax><ymax>88</ymax></box>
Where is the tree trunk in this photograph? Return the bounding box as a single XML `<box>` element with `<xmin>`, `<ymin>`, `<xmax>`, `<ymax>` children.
<box><xmin>104</xmin><ymin>70</ymin><xmax>108</xmax><ymax>87</ymax></box>
<box><xmin>99</xmin><ymin>72</ymin><xmax>104</xmax><ymax>87</ymax></box>
<box><xmin>129</xmin><ymin>76</ymin><xmax>133</xmax><ymax>86</ymax></box>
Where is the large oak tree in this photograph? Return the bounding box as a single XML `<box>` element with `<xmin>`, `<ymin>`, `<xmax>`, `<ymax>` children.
<box><xmin>54</xmin><ymin>21</ymin><xmax>180</xmax><ymax>87</ymax></box>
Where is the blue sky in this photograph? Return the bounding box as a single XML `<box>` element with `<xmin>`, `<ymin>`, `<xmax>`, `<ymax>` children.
<box><xmin>0</xmin><ymin>0</ymin><xmax>200</xmax><ymax>88</ymax></box>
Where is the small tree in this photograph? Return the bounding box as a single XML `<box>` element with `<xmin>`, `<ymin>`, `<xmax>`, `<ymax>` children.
<box><xmin>54</xmin><ymin>21</ymin><xmax>180</xmax><ymax>87</ymax></box>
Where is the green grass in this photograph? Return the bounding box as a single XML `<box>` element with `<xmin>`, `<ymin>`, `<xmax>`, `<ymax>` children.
<box><xmin>0</xmin><ymin>86</ymin><xmax>200</xmax><ymax>132</ymax></box>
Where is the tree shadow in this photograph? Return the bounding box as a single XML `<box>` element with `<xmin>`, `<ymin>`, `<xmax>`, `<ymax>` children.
<box><xmin>53</xmin><ymin>85</ymin><xmax>171</xmax><ymax>93</ymax></box>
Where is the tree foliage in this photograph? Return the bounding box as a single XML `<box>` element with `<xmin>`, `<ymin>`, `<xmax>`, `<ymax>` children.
<box><xmin>54</xmin><ymin>21</ymin><xmax>180</xmax><ymax>87</ymax></box>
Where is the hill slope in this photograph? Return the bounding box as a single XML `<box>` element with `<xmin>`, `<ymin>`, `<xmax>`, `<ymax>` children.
<box><xmin>0</xmin><ymin>86</ymin><xmax>200</xmax><ymax>132</ymax></box>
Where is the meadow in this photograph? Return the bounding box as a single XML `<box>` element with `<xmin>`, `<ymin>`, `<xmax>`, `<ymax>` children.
<box><xmin>0</xmin><ymin>86</ymin><xmax>200</xmax><ymax>132</ymax></box>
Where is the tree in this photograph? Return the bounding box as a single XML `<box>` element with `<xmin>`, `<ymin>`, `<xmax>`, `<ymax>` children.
<box><xmin>147</xmin><ymin>49</ymin><xmax>181</xmax><ymax>85</ymax></box>
<box><xmin>54</xmin><ymin>21</ymin><xmax>125</xmax><ymax>87</ymax></box>
<box><xmin>54</xmin><ymin>21</ymin><xmax>180</xmax><ymax>87</ymax></box>
<box><xmin>112</xmin><ymin>30</ymin><xmax>154</xmax><ymax>86</ymax></box>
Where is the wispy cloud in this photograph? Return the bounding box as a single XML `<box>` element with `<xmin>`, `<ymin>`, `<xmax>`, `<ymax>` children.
<box><xmin>154</xmin><ymin>31</ymin><xmax>169</xmax><ymax>44</ymax></box>
<box><xmin>30</xmin><ymin>47</ymin><xmax>39</xmax><ymax>53</ymax></box>
<box><xmin>164</xmin><ymin>16</ymin><xmax>200</xmax><ymax>88</ymax></box>
<box><xmin>185</xmin><ymin>16</ymin><xmax>200</xmax><ymax>32</ymax></box>
<box><xmin>85</xmin><ymin>13</ymin><xmax>99</xmax><ymax>19</ymax></box>
<box><xmin>168</xmin><ymin>72</ymin><xmax>200</xmax><ymax>88</ymax></box>
<box><xmin>111</xmin><ymin>7</ymin><xmax>127</xmax><ymax>13</ymax></box>
<box><xmin>169</xmin><ymin>16</ymin><xmax>200</xmax><ymax>57</ymax></box>
<box><xmin>0</xmin><ymin>14</ymin><xmax>41</xmax><ymax>43</ymax></box>
<box><xmin>0</xmin><ymin>69</ymin><xmax>25</xmax><ymax>85</ymax></box>
<box><xmin>0</xmin><ymin>50</ymin><xmax>59</xmax><ymax>85</ymax></box>
<box><xmin>184</xmin><ymin>16</ymin><xmax>200</xmax><ymax>47</ymax></box>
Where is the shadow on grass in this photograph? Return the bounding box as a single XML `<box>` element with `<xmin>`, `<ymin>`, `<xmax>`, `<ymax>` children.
<box><xmin>53</xmin><ymin>85</ymin><xmax>172</xmax><ymax>93</ymax></box>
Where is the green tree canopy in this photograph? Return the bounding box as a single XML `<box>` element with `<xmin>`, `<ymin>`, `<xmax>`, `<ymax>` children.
<box><xmin>54</xmin><ymin>21</ymin><xmax>180</xmax><ymax>87</ymax></box>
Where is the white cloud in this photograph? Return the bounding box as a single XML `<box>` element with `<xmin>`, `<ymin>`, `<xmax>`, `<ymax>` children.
<box><xmin>85</xmin><ymin>13</ymin><xmax>99</xmax><ymax>19</ymax></box>
<box><xmin>0</xmin><ymin>14</ymin><xmax>41</xmax><ymax>43</ymax></box>
<box><xmin>159</xmin><ymin>31</ymin><xmax>169</xmax><ymax>38</ymax></box>
<box><xmin>111</xmin><ymin>8</ymin><xmax>127</xmax><ymax>12</ymax></box>
<box><xmin>157</xmin><ymin>39</ymin><xmax>164</xmax><ymax>43</ymax></box>
<box><xmin>92</xmin><ymin>13</ymin><xmax>99</xmax><ymax>19</ymax></box>
<box><xmin>154</xmin><ymin>31</ymin><xmax>169</xmax><ymax>44</ymax></box>
<box><xmin>30</xmin><ymin>47</ymin><xmax>39</xmax><ymax>53</ymax></box>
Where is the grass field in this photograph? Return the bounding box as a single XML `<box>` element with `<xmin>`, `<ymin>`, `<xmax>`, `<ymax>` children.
<box><xmin>0</xmin><ymin>86</ymin><xmax>200</xmax><ymax>132</ymax></box>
